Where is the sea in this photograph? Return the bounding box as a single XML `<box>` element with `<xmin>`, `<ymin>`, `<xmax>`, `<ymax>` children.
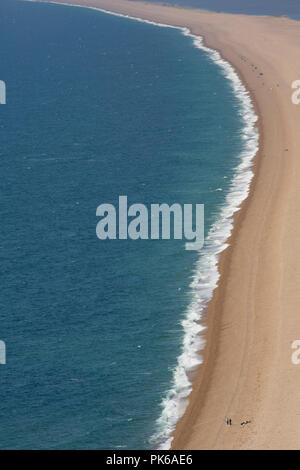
<box><xmin>1</xmin><ymin>0</ymin><xmax>274</xmax><ymax>450</ymax></box>
<box><xmin>144</xmin><ymin>0</ymin><xmax>300</xmax><ymax>21</ymax></box>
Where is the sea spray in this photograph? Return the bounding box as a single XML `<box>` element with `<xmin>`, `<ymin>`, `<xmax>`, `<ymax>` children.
<box><xmin>152</xmin><ymin>30</ymin><xmax>259</xmax><ymax>450</ymax></box>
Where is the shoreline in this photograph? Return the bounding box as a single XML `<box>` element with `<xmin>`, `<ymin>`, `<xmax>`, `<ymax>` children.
<box><xmin>25</xmin><ymin>0</ymin><xmax>300</xmax><ymax>449</ymax></box>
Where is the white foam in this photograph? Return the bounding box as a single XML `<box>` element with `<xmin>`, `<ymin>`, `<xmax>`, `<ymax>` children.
<box><xmin>151</xmin><ymin>31</ymin><xmax>258</xmax><ymax>450</ymax></box>
<box><xmin>26</xmin><ymin>0</ymin><xmax>259</xmax><ymax>450</ymax></box>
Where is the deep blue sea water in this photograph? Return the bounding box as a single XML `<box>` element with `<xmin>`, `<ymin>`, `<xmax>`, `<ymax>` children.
<box><xmin>0</xmin><ymin>0</ymin><xmax>255</xmax><ymax>449</ymax></box>
<box><xmin>139</xmin><ymin>0</ymin><xmax>300</xmax><ymax>20</ymax></box>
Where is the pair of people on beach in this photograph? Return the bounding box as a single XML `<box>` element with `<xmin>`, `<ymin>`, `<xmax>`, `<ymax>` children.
<box><xmin>226</xmin><ymin>418</ymin><xmax>251</xmax><ymax>426</ymax></box>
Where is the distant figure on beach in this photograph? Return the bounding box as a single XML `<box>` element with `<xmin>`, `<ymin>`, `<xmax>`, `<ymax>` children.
<box><xmin>241</xmin><ymin>420</ymin><xmax>251</xmax><ymax>426</ymax></box>
<box><xmin>226</xmin><ymin>418</ymin><xmax>232</xmax><ymax>426</ymax></box>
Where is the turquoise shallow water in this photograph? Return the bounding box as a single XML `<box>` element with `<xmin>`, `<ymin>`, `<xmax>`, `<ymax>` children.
<box><xmin>1</xmin><ymin>0</ymin><xmax>253</xmax><ymax>449</ymax></box>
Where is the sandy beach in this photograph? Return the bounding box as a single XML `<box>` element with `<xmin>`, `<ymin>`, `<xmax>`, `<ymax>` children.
<box><xmin>29</xmin><ymin>0</ymin><xmax>300</xmax><ymax>449</ymax></box>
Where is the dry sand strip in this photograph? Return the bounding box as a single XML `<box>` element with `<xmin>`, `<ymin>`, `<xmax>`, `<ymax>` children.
<box><xmin>28</xmin><ymin>0</ymin><xmax>300</xmax><ymax>449</ymax></box>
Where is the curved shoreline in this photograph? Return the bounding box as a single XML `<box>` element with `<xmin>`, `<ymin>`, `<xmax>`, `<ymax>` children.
<box><xmin>25</xmin><ymin>1</ymin><xmax>259</xmax><ymax>448</ymax></box>
<box><xmin>25</xmin><ymin>0</ymin><xmax>300</xmax><ymax>449</ymax></box>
